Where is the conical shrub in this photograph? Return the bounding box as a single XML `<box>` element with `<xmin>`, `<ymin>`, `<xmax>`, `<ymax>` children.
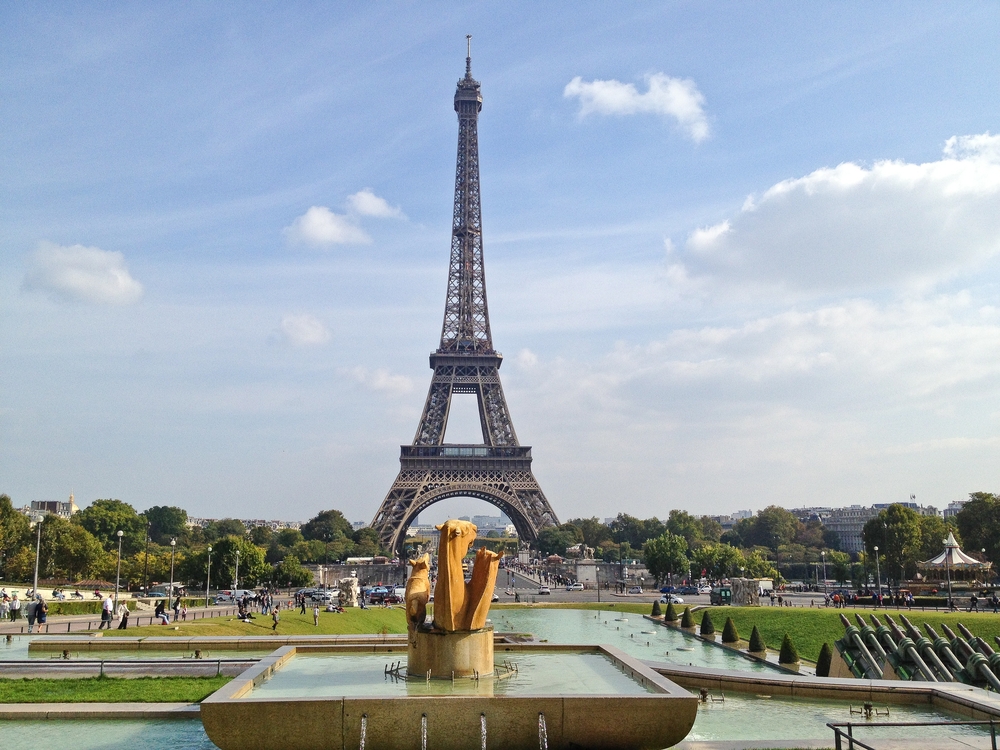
<box><xmin>681</xmin><ymin>607</ymin><xmax>694</xmax><ymax>628</ymax></box>
<box><xmin>748</xmin><ymin>624</ymin><xmax>765</xmax><ymax>653</ymax></box>
<box><xmin>722</xmin><ymin>617</ymin><xmax>739</xmax><ymax>644</ymax></box>
<box><xmin>779</xmin><ymin>633</ymin><xmax>800</xmax><ymax>664</ymax></box>
<box><xmin>816</xmin><ymin>642</ymin><xmax>833</xmax><ymax>677</ymax></box>
<box><xmin>651</xmin><ymin>600</ymin><xmax>662</xmax><ymax>617</ymax></box>
<box><xmin>664</xmin><ymin>602</ymin><xmax>678</xmax><ymax>622</ymax></box>
<box><xmin>700</xmin><ymin>610</ymin><xmax>715</xmax><ymax>636</ymax></box>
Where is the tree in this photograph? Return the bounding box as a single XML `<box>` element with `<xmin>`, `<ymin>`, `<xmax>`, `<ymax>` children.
<box><xmin>143</xmin><ymin>506</ymin><xmax>188</xmax><ymax>545</ymax></box>
<box><xmin>609</xmin><ymin>514</ymin><xmax>665</xmax><ymax>548</ymax></box>
<box><xmin>862</xmin><ymin>504</ymin><xmax>922</xmax><ymax>586</ymax></box>
<box><xmin>742</xmin><ymin>548</ymin><xmax>779</xmax><ymax>580</ymax></box>
<box><xmin>249</xmin><ymin>525</ymin><xmax>274</xmax><ymax>547</ymax></box>
<box><xmin>275</xmin><ymin>555</ymin><xmax>313</xmax><ymax>587</ymax></box>
<box><xmin>352</xmin><ymin>527</ymin><xmax>383</xmax><ymax>557</ymax></box>
<box><xmin>277</xmin><ymin>528</ymin><xmax>305</xmax><ymax>548</ymax></box>
<box><xmin>691</xmin><ymin>543</ymin><xmax>743</xmax><ymax>579</ymax></box>
<box><xmin>0</xmin><ymin>494</ymin><xmax>30</xmax><ymax>577</ymax></box>
<box><xmin>828</xmin><ymin>550</ymin><xmax>851</xmax><ymax>585</ymax></box>
<box><xmin>565</xmin><ymin>517</ymin><xmax>613</xmax><ymax>548</ymax></box>
<box><xmin>642</xmin><ymin>532</ymin><xmax>689</xmax><ymax>585</ymax></box>
<box><xmin>666</xmin><ymin>510</ymin><xmax>704</xmax><ymax>547</ymax></box>
<box><xmin>210</xmin><ymin>536</ymin><xmax>268</xmax><ymax>588</ymax></box>
<box><xmin>917</xmin><ymin>514</ymin><xmax>957</xmax><ymax>564</ymax></box>
<box><xmin>699</xmin><ymin>516</ymin><xmax>723</xmax><ymax>543</ymax></box>
<box><xmin>956</xmin><ymin>492</ymin><xmax>1000</xmax><ymax>564</ymax></box>
<box><xmin>73</xmin><ymin>499</ymin><xmax>147</xmax><ymax>555</ymax></box>
<box><xmin>536</xmin><ymin>524</ymin><xmax>582</xmax><ymax>557</ymax></box>
<box><xmin>301</xmin><ymin>510</ymin><xmax>353</xmax><ymax>541</ymax></box>
<box><xmin>743</xmin><ymin>506</ymin><xmax>801</xmax><ymax>551</ymax></box>
<box><xmin>203</xmin><ymin>518</ymin><xmax>246</xmax><ymax>541</ymax></box>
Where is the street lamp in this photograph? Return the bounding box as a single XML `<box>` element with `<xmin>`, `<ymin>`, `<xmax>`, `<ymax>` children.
<box><xmin>31</xmin><ymin>514</ymin><xmax>45</xmax><ymax>598</ymax></box>
<box><xmin>944</xmin><ymin>538</ymin><xmax>954</xmax><ymax>610</ymax></box>
<box><xmin>114</xmin><ymin>530</ymin><xmax>124</xmax><ymax>614</ymax></box>
<box><xmin>821</xmin><ymin>550</ymin><xmax>828</xmax><ymax>595</ymax></box>
<box><xmin>142</xmin><ymin>519</ymin><xmax>151</xmax><ymax>597</ymax></box>
<box><xmin>168</xmin><ymin>539</ymin><xmax>176</xmax><ymax>617</ymax></box>
<box><xmin>873</xmin><ymin>545</ymin><xmax>881</xmax><ymax>608</ymax></box>
<box><xmin>234</xmin><ymin>548</ymin><xmax>241</xmax><ymax>589</ymax></box>
<box><xmin>205</xmin><ymin>546</ymin><xmax>213</xmax><ymax>608</ymax></box>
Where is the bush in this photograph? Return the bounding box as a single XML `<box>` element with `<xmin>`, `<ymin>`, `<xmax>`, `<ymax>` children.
<box><xmin>664</xmin><ymin>602</ymin><xmax>678</xmax><ymax>622</ymax></box>
<box><xmin>681</xmin><ymin>607</ymin><xmax>694</xmax><ymax>628</ymax></box>
<box><xmin>779</xmin><ymin>633</ymin><xmax>800</xmax><ymax>664</ymax></box>
<box><xmin>651</xmin><ymin>600</ymin><xmax>662</xmax><ymax>616</ymax></box>
<box><xmin>700</xmin><ymin>610</ymin><xmax>715</xmax><ymax>636</ymax></box>
<box><xmin>749</xmin><ymin>624</ymin><xmax>765</xmax><ymax>653</ymax></box>
<box><xmin>816</xmin><ymin>642</ymin><xmax>833</xmax><ymax>677</ymax></box>
<box><xmin>722</xmin><ymin>617</ymin><xmax>739</xmax><ymax>644</ymax></box>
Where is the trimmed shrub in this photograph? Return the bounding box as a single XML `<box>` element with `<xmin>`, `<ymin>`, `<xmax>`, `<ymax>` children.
<box><xmin>651</xmin><ymin>600</ymin><xmax>662</xmax><ymax>616</ymax></box>
<box><xmin>664</xmin><ymin>602</ymin><xmax>678</xmax><ymax>622</ymax></box>
<box><xmin>681</xmin><ymin>607</ymin><xmax>694</xmax><ymax>628</ymax></box>
<box><xmin>779</xmin><ymin>633</ymin><xmax>800</xmax><ymax>664</ymax></box>
<box><xmin>722</xmin><ymin>617</ymin><xmax>739</xmax><ymax>644</ymax></box>
<box><xmin>816</xmin><ymin>642</ymin><xmax>833</xmax><ymax>677</ymax></box>
<box><xmin>748</xmin><ymin>625</ymin><xmax>765</xmax><ymax>653</ymax></box>
<box><xmin>700</xmin><ymin>610</ymin><xmax>715</xmax><ymax>636</ymax></box>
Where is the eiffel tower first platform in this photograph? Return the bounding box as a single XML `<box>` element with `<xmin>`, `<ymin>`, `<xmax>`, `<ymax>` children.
<box><xmin>371</xmin><ymin>42</ymin><xmax>559</xmax><ymax>555</ymax></box>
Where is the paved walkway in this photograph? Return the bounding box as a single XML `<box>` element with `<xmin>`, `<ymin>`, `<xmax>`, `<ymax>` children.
<box><xmin>0</xmin><ymin>605</ymin><xmax>238</xmax><ymax>635</ymax></box>
<box><xmin>0</xmin><ymin>702</ymin><xmax>200</xmax><ymax>719</ymax></box>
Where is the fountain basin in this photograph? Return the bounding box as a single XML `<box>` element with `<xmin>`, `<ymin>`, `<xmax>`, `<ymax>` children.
<box><xmin>201</xmin><ymin>643</ymin><xmax>696</xmax><ymax>750</ymax></box>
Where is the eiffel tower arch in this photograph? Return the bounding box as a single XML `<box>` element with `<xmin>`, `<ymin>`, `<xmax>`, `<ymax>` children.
<box><xmin>371</xmin><ymin>41</ymin><xmax>559</xmax><ymax>556</ymax></box>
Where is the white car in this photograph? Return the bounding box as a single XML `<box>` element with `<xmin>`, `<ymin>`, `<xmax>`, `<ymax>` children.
<box><xmin>627</xmin><ymin>586</ymin><xmax>643</xmax><ymax>594</ymax></box>
<box><xmin>538</xmin><ymin>586</ymin><xmax>551</xmax><ymax>595</ymax></box>
<box><xmin>697</xmin><ymin>585</ymin><xmax>712</xmax><ymax>594</ymax></box>
<box><xmin>566</xmin><ymin>583</ymin><xmax>585</xmax><ymax>591</ymax></box>
<box><xmin>659</xmin><ymin>594</ymin><xmax>684</xmax><ymax>604</ymax></box>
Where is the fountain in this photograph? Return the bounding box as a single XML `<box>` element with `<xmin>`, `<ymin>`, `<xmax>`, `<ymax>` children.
<box><xmin>200</xmin><ymin>519</ymin><xmax>698</xmax><ymax>749</ymax></box>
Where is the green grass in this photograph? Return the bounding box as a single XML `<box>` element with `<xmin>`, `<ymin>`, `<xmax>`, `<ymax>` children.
<box><xmin>706</xmin><ymin>606</ymin><xmax>1000</xmax><ymax>663</ymax></box>
<box><xmin>99</xmin><ymin>607</ymin><xmax>408</xmax><ymax>637</ymax></box>
<box><xmin>0</xmin><ymin>676</ymin><xmax>230</xmax><ymax>703</ymax></box>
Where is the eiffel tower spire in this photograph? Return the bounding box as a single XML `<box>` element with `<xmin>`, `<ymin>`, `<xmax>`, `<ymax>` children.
<box><xmin>370</xmin><ymin>43</ymin><xmax>559</xmax><ymax>555</ymax></box>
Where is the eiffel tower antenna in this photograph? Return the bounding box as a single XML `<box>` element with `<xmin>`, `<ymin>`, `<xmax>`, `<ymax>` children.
<box><xmin>371</xmin><ymin>45</ymin><xmax>559</xmax><ymax>555</ymax></box>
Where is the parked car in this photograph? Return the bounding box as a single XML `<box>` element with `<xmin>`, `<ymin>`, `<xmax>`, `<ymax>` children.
<box><xmin>659</xmin><ymin>586</ymin><xmax>676</xmax><ymax>594</ymax></box>
<box><xmin>310</xmin><ymin>590</ymin><xmax>339</xmax><ymax>602</ymax></box>
<box><xmin>627</xmin><ymin>586</ymin><xmax>643</xmax><ymax>594</ymax></box>
<box><xmin>538</xmin><ymin>586</ymin><xmax>551</xmax><ymax>595</ymax></box>
<box><xmin>491</xmin><ymin>592</ymin><xmax>500</xmax><ymax>602</ymax></box>
<box><xmin>697</xmin><ymin>585</ymin><xmax>712</xmax><ymax>594</ymax></box>
<box><xmin>566</xmin><ymin>582</ymin><xmax>585</xmax><ymax>591</ymax></box>
<box><xmin>676</xmin><ymin>586</ymin><xmax>699</xmax><ymax>595</ymax></box>
<box><xmin>659</xmin><ymin>594</ymin><xmax>684</xmax><ymax>604</ymax></box>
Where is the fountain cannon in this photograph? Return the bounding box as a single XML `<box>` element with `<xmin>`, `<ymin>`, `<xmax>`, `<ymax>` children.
<box><xmin>839</xmin><ymin>613</ymin><xmax>883</xmax><ymax>679</ymax></box>
<box><xmin>923</xmin><ymin>623</ymin><xmax>966</xmax><ymax>676</ymax></box>
<box><xmin>957</xmin><ymin>623</ymin><xmax>1000</xmax><ymax>677</ymax></box>
<box><xmin>882</xmin><ymin>615</ymin><xmax>937</xmax><ymax>682</ymax></box>
<box><xmin>853</xmin><ymin>614</ymin><xmax>888</xmax><ymax>661</ymax></box>
<box><xmin>898</xmin><ymin>614</ymin><xmax>955</xmax><ymax>682</ymax></box>
<box><xmin>940</xmin><ymin>623</ymin><xmax>1000</xmax><ymax>692</ymax></box>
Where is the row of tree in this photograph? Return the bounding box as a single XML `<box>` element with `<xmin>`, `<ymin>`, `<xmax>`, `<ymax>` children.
<box><xmin>0</xmin><ymin>495</ymin><xmax>386</xmax><ymax>590</ymax></box>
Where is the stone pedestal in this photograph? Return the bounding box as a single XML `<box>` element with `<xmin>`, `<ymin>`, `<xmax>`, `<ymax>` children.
<box><xmin>407</xmin><ymin>626</ymin><xmax>494</xmax><ymax>678</ymax></box>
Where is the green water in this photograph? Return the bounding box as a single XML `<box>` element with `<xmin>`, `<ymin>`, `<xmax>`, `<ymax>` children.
<box><xmin>250</xmin><ymin>651</ymin><xmax>656</xmax><ymax>697</ymax></box>
<box><xmin>0</xmin><ymin>719</ymin><xmax>213</xmax><ymax>749</ymax></box>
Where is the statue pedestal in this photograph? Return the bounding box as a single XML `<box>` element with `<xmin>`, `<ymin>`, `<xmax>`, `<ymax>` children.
<box><xmin>407</xmin><ymin>626</ymin><xmax>494</xmax><ymax>678</ymax></box>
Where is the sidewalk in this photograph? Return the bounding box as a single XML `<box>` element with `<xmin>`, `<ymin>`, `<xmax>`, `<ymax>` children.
<box><xmin>0</xmin><ymin>605</ymin><xmax>238</xmax><ymax>635</ymax></box>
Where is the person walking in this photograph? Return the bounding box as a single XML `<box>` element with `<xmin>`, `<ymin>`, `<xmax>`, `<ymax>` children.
<box><xmin>313</xmin><ymin>604</ymin><xmax>319</xmax><ymax>627</ymax></box>
<box><xmin>99</xmin><ymin>594</ymin><xmax>114</xmax><ymax>629</ymax></box>
<box><xmin>117</xmin><ymin>602</ymin><xmax>130</xmax><ymax>630</ymax></box>
<box><xmin>299</xmin><ymin>596</ymin><xmax>306</xmax><ymax>615</ymax></box>
<box><xmin>271</xmin><ymin>606</ymin><xmax>280</xmax><ymax>631</ymax></box>
<box><xmin>173</xmin><ymin>595</ymin><xmax>181</xmax><ymax>622</ymax></box>
<box><xmin>25</xmin><ymin>597</ymin><xmax>38</xmax><ymax>633</ymax></box>
<box><xmin>35</xmin><ymin>596</ymin><xmax>48</xmax><ymax>632</ymax></box>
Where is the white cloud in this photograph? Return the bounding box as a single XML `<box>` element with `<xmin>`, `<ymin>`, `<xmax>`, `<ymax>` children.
<box><xmin>22</xmin><ymin>241</ymin><xmax>143</xmax><ymax>305</ymax></box>
<box><xmin>279</xmin><ymin>313</ymin><xmax>331</xmax><ymax>346</ymax></box>
<box><xmin>350</xmin><ymin>367</ymin><xmax>413</xmax><ymax>395</ymax></box>
<box><xmin>283</xmin><ymin>206</ymin><xmax>371</xmax><ymax>247</ymax></box>
<box><xmin>564</xmin><ymin>72</ymin><xmax>709</xmax><ymax>142</ymax></box>
<box><xmin>680</xmin><ymin>133</ymin><xmax>1000</xmax><ymax>292</ymax></box>
<box><xmin>346</xmin><ymin>189</ymin><xmax>405</xmax><ymax>219</ymax></box>
<box><xmin>515</xmin><ymin>348</ymin><xmax>538</xmax><ymax>369</ymax></box>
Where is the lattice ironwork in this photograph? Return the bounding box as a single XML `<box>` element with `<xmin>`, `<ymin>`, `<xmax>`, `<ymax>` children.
<box><xmin>371</xmin><ymin>42</ymin><xmax>558</xmax><ymax>555</ymax></box>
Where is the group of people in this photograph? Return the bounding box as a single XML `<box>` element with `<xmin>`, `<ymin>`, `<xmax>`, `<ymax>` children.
<box><xmin>0</xmin><ymin>589</ymin><xmax>47</xmax><ymax>632</ymax></box>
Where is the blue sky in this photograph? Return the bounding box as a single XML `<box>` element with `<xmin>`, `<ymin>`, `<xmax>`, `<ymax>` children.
<box><xmin>3</xmin><ymin>3</ymin><xmax>999</xmax><ymax>524</ymax></box>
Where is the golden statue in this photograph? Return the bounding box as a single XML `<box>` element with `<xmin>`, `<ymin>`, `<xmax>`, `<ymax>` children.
<box><xmin>404</xmin><ymin>554</ymin><xmax>431</xmax><ymax>631</ymax></box>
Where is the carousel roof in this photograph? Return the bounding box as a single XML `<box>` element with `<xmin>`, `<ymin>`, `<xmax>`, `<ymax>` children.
<box><xmin>919</xmin><ymin>532</ymin><xmax>990</xmax><ymax>569</ymax></box>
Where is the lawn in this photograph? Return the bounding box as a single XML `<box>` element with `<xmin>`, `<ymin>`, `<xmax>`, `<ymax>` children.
<box><xmin>0</xmin><ymin>676</ymin><xmax>230</xmax><ymax>703</ymax></box>
<box><xmin>700</xmin><ymin>605</ymin><xmax>1000</xmax><ymax>663</ymax></box>
<box><xmin>99</xmin><ymin>606</ymin><xmax>408</xmax><ymax>637</ymax></box>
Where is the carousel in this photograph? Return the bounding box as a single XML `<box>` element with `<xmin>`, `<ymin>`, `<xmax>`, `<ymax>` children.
<box><xmin>918</xmin><ymin>531</ymin><xmax>992</xmax><ymax>605</ymax></box>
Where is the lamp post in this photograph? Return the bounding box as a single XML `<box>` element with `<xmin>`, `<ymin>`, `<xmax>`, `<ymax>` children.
<box><xmin>168</xmin><ymin>538</ymin><xmax>176</xmax><ymax>612</ymax></box>
<box><xmin>234</xmin><ymin>548</ymin><xmax>240</xmax><ymax>589</ymax></box>
<box><xmin>873</xmin><ymin>545</ymin><xmax>882</xmax><ymax>609</ymax></box>
<box><xmin>142</xmin><ymin>519</ymin><xmax>151</xmax><ymax>597</ymax></box>
<box><xmin>114</xmin><ymin>530</ymin><xmax>124</xmax><ymax>614</ymax></box>
<box><xmin>944</xmin><ymin>538</ymin><xmax>953</xmax><ymax>610</ymax></box>
<box><xmin>205</xmin><ymin>546</ymin><xmax>213</xmax><ymax>608</ymax></box>
<box><xmin>821</xmin><ymin>550</ymin><xmax>828</xmax><ymax>595</ymax></box>
<box><xmin>31</xmin><ymin>514</ymin><xmax>44</xmax><ymax>598</ymax></box>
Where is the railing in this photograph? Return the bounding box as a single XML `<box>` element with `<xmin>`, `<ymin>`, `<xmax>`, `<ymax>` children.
<box><xmin>401</xmin><ymin>445</ymin><xmax>531</xmax><ymax>459</ymax></box>
<box><xmin>827</xmin><ymin>720</ymin><xmax>998</xmax><ymax>750</ymax></box>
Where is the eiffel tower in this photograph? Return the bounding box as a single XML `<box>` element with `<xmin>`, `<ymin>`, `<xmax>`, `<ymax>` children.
<box><xmin>371</xmin><ymin>40</ymin><xmax>559</xmax><ymax>555</ymax></box>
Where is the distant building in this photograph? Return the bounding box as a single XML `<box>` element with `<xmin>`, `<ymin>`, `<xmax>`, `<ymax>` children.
<box><xmin>352</xmin><ymin>521</ymin><xmax>368</xmax><ymax>531</ymax></box>
<box><xmin>824</xmin><ymin>506</ymin><xmax>879</xmax><ymax>554</ymax></box>
<box><xmin>28</xmin><ymin>494</ymin><xmax>79</xmax><ymax>519</ymax></box>
<box><xmin>186</xmin><ymin>517</ymin><xmax>301</xmax><ymax>530</ymax></box>
<box><xmin>944</xmin><ymin>500</ymin><xmax>967</xmax><ymax>519</ymax></box>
